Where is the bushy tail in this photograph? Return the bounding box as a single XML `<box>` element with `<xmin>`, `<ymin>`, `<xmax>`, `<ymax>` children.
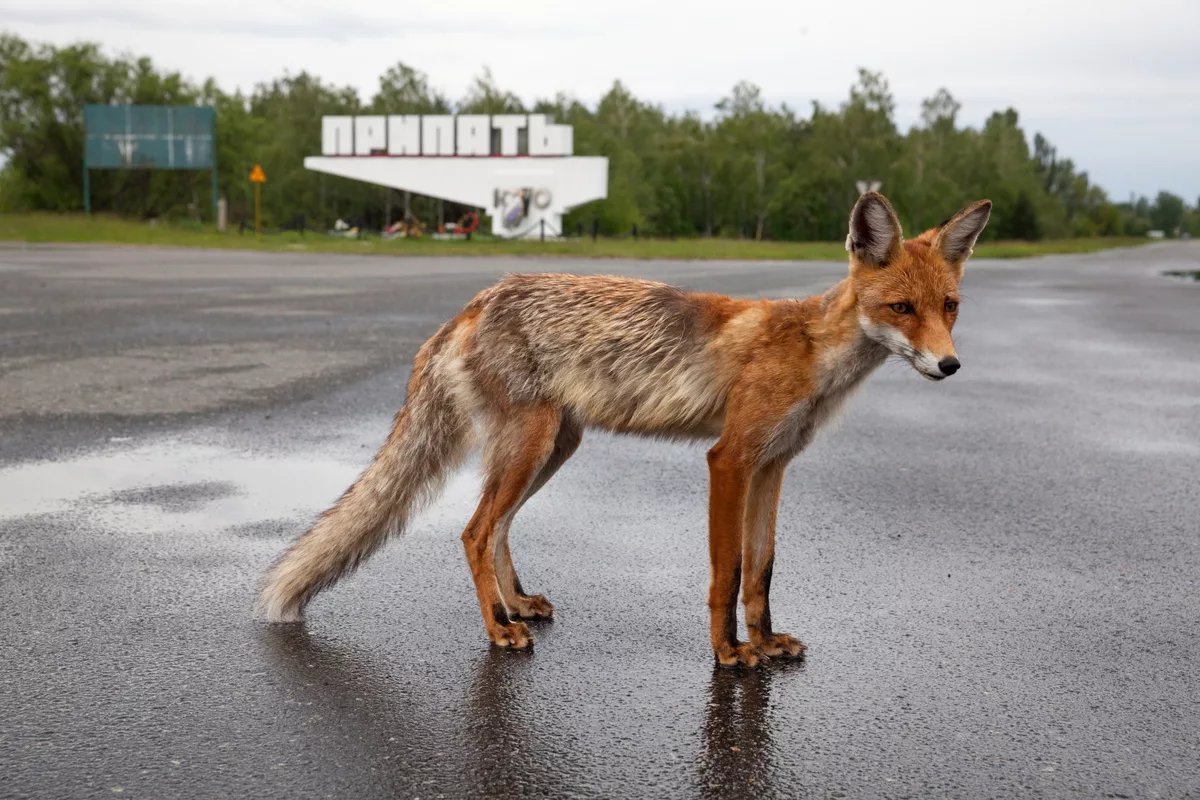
<box><xmin>258</xmin><ymin>350</ymin><xmax>469</xmax><ymax>622</ymax></box>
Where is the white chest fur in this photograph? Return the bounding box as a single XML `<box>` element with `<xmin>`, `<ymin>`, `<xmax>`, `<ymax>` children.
<box><xmin>761</xmin><ymin>334</ymin><xmax>887</xmax><ymax>463</ymax></box>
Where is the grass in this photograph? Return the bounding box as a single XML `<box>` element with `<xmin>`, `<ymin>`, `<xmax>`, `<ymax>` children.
<box><xmin>0</xmin><ymin>213</ymin><xmax>1148</xmax><ymax>261</ymax></box>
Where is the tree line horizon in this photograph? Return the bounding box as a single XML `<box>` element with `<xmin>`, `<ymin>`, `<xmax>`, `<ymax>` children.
<box><xmin>1</xmin><ymin>32</ymin><xmax>1196</xmax><ymax>241</ymax></box>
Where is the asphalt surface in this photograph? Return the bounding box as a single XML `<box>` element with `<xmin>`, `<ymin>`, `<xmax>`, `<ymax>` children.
<box><xmin>1</xmin><ymin>242</ymin><xmax>1198</xmax><ymax>799</ymax></box>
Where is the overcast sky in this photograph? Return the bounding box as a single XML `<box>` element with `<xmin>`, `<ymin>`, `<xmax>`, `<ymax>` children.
<box><xmin>6</xmin><ymin>0</ymin><xmax>1198</xmax><ymax>201</ymax></box>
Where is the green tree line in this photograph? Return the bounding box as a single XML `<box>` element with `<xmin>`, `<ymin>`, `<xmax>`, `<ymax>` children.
<box><xmin>2</xmin><ymin>32</ymin><xmax>1196</xmax><ymax>239</ymax></box>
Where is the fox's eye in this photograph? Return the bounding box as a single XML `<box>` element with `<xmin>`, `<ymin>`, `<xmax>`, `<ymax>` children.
<box><xmin>890</xmin><ymin>302</ymin><xmax>914</xmax><ymax>314</ymax></box>
<box><xmin>945</xmin><ymin>300</ymin><xmax>959</xmax><ymax>312</ymax></box>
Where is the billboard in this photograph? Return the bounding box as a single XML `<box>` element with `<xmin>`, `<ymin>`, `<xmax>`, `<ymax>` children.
<box><xmin>82</xmin><ymin>104</ymin><xmax>217</xmax><ymax>218</ymax></box>
<box><xmin>84</xmin><ymin>105</ymin><xmax>214</xmax><ymax>170</ymax></box>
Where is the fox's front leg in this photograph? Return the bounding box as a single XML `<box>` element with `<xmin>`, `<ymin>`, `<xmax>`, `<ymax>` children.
<box><xmin>706</xmin><ymin>441</ymin><xmax>761</xmax><ymax>668</ymax></box>
<box><xmin>742</xmin><ymin>458</ymin><xmax>806</xmax><ymax>659</ymax></box>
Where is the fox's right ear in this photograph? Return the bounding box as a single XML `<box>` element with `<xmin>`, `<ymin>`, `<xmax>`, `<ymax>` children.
<box><xmin>846</xmin><ymin>192</ymin><xmax>903</xmax><ymax>267</ymax></box>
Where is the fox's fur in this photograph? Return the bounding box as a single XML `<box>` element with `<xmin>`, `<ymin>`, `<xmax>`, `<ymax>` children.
<box><xmin>259</xmin><ymin>192</ymin><xmax>991</xmax><ymax>666</ymax></box>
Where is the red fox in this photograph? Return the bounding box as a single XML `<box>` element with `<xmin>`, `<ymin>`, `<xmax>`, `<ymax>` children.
<box><xmin>259</xmin><ymin>192</ymin><xmax>991</xmax><ymax>667</ymax></box>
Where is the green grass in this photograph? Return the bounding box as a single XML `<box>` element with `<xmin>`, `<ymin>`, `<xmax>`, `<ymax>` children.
<box><xmin>0</xmin><ymin>213</ymin><xmax>1148</xmax><ymax>261</ymax></box>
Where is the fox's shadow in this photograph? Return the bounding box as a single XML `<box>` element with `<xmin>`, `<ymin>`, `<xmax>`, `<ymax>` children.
<box><xmin>259</xmin><ymin>627</ymin><xmax>582</xmax><ymax>796</ymax></box>
<box><xmin>261</xmin><ymin>626</ymin><xmax>801</xmax><ymax>797</ymax></box>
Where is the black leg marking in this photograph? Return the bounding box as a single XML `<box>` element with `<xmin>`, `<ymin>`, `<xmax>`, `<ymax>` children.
<box><xmin>722</xmin><ymin>564</ymin><xmax>742</xmax><ymax>645</ymax></box>
<box><xmin>760</xmin><ymin>556</ymin><xmax>774</xmax><ymax>636</ymax></box>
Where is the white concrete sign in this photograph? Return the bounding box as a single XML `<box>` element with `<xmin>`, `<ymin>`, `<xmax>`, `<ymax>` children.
<box><xmin>319</xmin><ymin>114</ymin><xmax>574</xmax><ymax>158</ymax></box>
<box><xmin>307</xmin><ymin>114</ymin><xmax>604</xmax><ymax>239</ymax></box>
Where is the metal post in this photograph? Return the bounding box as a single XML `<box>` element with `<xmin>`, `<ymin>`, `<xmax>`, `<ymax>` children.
<box><xmin>540</xmin><ymin>219</ymin><xmax>545</xmax><ymax>242</ymax></box>
<box><xmin>591</xmin><ymin>219</ymin><xmax>598</xmax><ymax>242</ymax></box>
<box><xmin>82</xmin><ymin>112</ymin><xmax>90</xmax><ymax>215</ymax></box>
<box><xmin>210</xmin><ymin>112</ymin><xmax>219</xmax><ymax>223</ymax></box>
<box><xmin>254</xmin><ymin>183</ymin><xmax>262</xmax><ymax>238</ymax></box>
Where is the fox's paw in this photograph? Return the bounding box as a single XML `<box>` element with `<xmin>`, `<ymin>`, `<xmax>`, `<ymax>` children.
<box><xmin>509</xmin><ymin>593</ymin><xmax>554</xmax><ymax>620</ymax></box>
<box><xmin>757</xmin><ymin>632</ymin><xmax>807</xmax><ymax>659</ymax></box>
<box><xmin>488</xmin><ymin>620</ymin><xmax>533</xmax><ymax>650</ymax></box>
<box><xmin>714</xmin><ymin>642</ymin><xmax>762</xmax><ymax>669</ymax></box>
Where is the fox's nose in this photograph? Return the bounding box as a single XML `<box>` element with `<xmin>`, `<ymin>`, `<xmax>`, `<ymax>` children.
<box><xmin>938</xmin><ymin>356</ymin><xmax>961</xmax><ymax>376</ymax></box>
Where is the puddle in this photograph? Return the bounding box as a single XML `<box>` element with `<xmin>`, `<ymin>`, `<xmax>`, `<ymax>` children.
<box><xmin>0</xmin><ymin>441</ymin><xmax>351</xmax><ymax>527</ymax></box>
<box><xmin>0</xmin><ymin>437</ymin><xmax>486</xmax><ymax>547</ymax></box>
<box><xmin>108</xmin><ymin>481</ymin><xmax>239</xmax><ymax>512</ymax></box>
<box><xmin>226</xmin><ymin>519</ymin><xmax>294</xmax><ymax>539</ymax></box>
<box><xmin>1162</xmin><ymin>270</ymin><xmax>1200</xmax><ymax>282</ymax></box>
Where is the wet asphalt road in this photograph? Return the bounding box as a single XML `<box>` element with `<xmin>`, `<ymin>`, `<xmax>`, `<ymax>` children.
<box><xmin>1</xmin><ymin>243</ymin><xmax>1198</xmax><ymax>799</ymax></box>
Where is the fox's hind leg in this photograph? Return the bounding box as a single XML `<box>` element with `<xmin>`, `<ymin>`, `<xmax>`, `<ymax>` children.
<box><xmin>494</xmin><ymin>417</ymin><xmax>582</xmax><ymax>620</ymax></box>
<box><xmin>462</xmin><ymin>404</ymin><xmax>560</xmax><ymax>649</ymax></box>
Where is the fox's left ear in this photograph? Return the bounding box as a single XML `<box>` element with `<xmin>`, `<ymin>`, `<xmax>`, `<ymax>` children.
<box><xmin>934</xmin><ymin>199</ymin><xmax>992</xmax><ymax>273</ymax></box>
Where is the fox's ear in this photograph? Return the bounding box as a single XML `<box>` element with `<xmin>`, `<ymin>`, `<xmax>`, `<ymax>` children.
<box><xmin>846</xmin><ymin>192</ymin><xmax>903</xmax><ymax>267</ymax></box>
<box><xmin>935</xmin><ymin>200</ymin><xmax>992</xmax><ymax>270</ymax></box>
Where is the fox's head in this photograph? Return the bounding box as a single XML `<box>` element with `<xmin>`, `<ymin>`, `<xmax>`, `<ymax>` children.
<box><xmin>845</xmin><ymin>192</ymin><xmax>991</xmax><ymax>381</ymax></box>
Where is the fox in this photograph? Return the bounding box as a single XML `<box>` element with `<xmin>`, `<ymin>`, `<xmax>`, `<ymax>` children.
<box><xmin>259</xmin><ymin>191</ymin><xmax>991</xmax><ymax>667</ymax></box>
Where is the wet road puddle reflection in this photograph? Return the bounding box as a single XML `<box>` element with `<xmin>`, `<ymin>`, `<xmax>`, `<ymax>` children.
<box><xmin>1162</xmin><ymin>270</ymin><xmax>1200</xmax><ymax>281</ymax></box>
<box><xmin>0</xmin><ymin>435</ymin><xmax>486</xmax><ymax>542</ymax></box>
<box><xmin>258</xmin><ymin>625</ymin><xmax>805</xmax><ymax>799</ymax></box>
<box><xmin>0</xmin><ymin>441</ymin><xmax>353</xmax><ymax>533</ymax></box>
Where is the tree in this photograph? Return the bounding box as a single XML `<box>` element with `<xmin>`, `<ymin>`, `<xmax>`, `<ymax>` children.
<box><xmin>920</xmin><ymin>88</ymin><xmax>961</xmax><ymax>130</ymax></box>
<box><xmin>457</xmin><ymin>67</ymin><xmax>523</xmax><ymax>114</ymax></box>
<box><xmin>0</xmin><ymin>35</ymin><xmax>200</xmax><ymax>213</ymax></box>
<box><xmin>1006</xmin><ymin>191</ymin><xmax>1042</xmax><ymax>240</ymax></box>
<box><xmin>1149</xmin><ymin>191</ymin><xmax>1185</xmax><ymax>236</ymax></box>
<box><xmin>370</xmin><ymin>64</ymin><xmax>449</xmax><ymax>114</ymax></box>
<box><xmin>713</xmin><ymin>82</ymin><xmax>790</xmax><ymax>239</ymax></box>
<box><xmin>0</xmin><ymin>32</ymin><xmax>1168</xmax><ymax>241</ymax></box>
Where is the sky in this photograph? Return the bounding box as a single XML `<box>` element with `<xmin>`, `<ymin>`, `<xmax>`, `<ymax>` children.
<box><xmin>5</xmin><ymin>0</ymin><xmax>1199</xmax><ymax>202</ymax></box>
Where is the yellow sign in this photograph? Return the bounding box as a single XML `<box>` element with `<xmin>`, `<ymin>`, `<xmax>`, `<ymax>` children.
<box><xmin>249</xmin><ymin>164</ymin><xmax>266</xmax><ymax>236</ymax></box>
